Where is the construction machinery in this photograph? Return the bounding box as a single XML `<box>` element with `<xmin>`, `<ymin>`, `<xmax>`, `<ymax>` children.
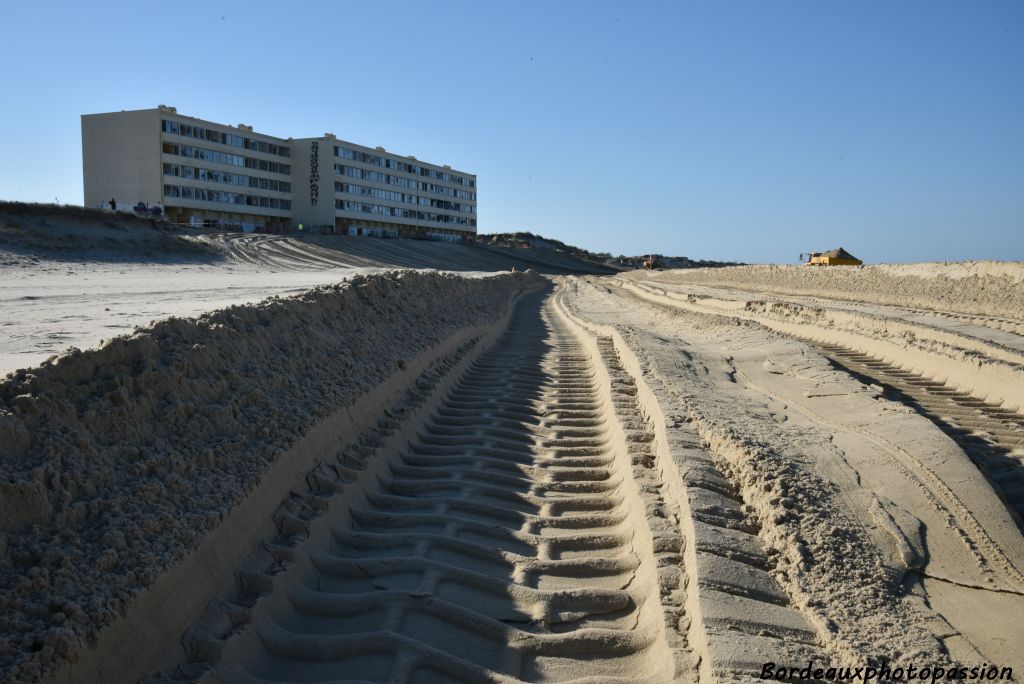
<box><xmin>799</xmin><ymin>247</ymin><xmax>862</xmax><ymax>266</ymax></box>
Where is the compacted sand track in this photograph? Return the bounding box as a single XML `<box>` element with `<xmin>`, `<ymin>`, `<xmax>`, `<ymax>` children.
<box><xmin>206</xmin><ymin>292</ymin><xmax>676</xmax><ymax>683</ymax></box>
<box><xmin>815</xmin><ymin>344</ymin><xmax>1024</xmax><ymax>527</ymax></box>
<box><xmin>561</xmin><ymin>274</ymin><xmax>1024</xmax><ymax>673</ymax></box>
<box><xmin>8</xmin><ymin>263</ymin><xmax>1024</xmax><ymax>681</ymax></box>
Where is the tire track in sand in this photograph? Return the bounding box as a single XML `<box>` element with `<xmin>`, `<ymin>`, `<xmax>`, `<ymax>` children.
<box><xmin>813</xmin><ymin>344</ymin><xmax>1024</xmax><ymax>530</ymax></box>
<box><xmin>727</xmin><ymin>362</ymin><xmax>1024</xmax><ymax>592</ymax></box>
<box><xmin>204</xmin><ymin>293</ymin><xmax>681</xmax><ymax>682</ymax></box>
<box><xmin>607</xmin><ymin>276</ymin><xmax>1024</xmax><ymax>591</ymax></box>
<box><xmin>554</xmin><ymin>285</ymin><xmax>831</xmax><ymax>680</ymax></box>
<box><xmin>592</xmin><ymin>335</ymin><xmax>829</xmax><ymax>680</ymax></box>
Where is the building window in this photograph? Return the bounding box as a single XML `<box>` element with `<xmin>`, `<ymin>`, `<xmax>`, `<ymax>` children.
<box><xmin>164</xmin><ymin>119</ymin><xmax>289</xmax><ymax>157</ymax></box>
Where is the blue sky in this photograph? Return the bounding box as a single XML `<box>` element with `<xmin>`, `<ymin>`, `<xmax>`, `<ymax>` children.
<box><xmin>2</xmin><ymin>1</ymin><xmax>1022</xmax><ymax>263</ymax></box>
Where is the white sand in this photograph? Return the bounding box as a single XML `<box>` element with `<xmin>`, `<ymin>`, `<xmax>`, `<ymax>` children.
<box><xmin>3</xmin><ymin>204</ymin><xmax>1022</xmax><ymax>682</ymax></box>
<box><xmin>562</xmin><ymin>275</ymin><xmax>1024</xmax><ymax>676</ymax></box>
<box><xmin>0</xmin><ymin>262</ymin><xmax>381</xmax><ymax>376</ymax></box>
<box><xmin>0</xmin><ymin>271</ymin><xmax>537</xmax><ymax>682</ymax></box>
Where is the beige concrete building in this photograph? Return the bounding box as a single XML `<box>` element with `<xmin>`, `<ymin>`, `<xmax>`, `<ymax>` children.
<box><xmin>83</xmin><ymin>106</ymin><xmax>293</xmax><ymax>232</ymax></box>
<box><xmin>82</xmin><ymin>106</ymin><xmax>477</xmax><ymax>239</ymax></box>
<box><xmin>291</xmin><ymin>135</ymin><xmax>476</xmax><ymax>241</ymax></box>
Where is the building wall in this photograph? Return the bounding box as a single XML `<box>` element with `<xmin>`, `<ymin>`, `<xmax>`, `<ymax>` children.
<box><xmin>156</xmin><ymin>109</ymin><xmax>293</xmax><ymax>228</ymax></box>
<box><xmin>330</xmin><ymin>138</ymin><xmax>478</xmax><ymax>238</ymax></box>
<box><xmin>291</xmin><ymin>137</ymin><xmax>335</xmax><ymax>229</ymax></box>
<box><xmin>82</xmin><ymin>107</ymin><xmax>477</xmax><ymax>236</ymax></box>
<box><xmin>82</xmin><ymin>109</ymin><xmax>162</xmax><ymax>209</ymax></box>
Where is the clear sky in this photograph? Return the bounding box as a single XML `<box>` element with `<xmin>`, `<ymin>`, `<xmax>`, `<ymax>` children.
<box><xmin>2</xmin><ymin>1</ymin><xmax>1022</xmax><ymax>263</ymax></box>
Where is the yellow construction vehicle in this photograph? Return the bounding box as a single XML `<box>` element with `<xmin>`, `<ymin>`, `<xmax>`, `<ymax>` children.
<box><xmin>799</xmin><ymin>247</ymin><xmax>862</xmax><ymax>266</ymax></box>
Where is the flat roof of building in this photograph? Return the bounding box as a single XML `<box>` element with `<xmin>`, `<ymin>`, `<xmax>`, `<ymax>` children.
<box><xmin>84</xmin><ymin>106</ymin><xmax>475</xmax><ymax>177</ymax></box>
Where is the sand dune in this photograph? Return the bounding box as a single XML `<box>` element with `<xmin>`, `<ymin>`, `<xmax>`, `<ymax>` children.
<box><xmin>2</xmin><ymin>220</ymin><xmax>1022</xmax><ymax>683</ymax></box>
<box><xmin>0</xmin><ymin>205</ymin><xmax>609</xmax><ymax>376</ymax></box>
<box><xmin>0</xmin><ymin>271</ymin><xmax>540</xmax><ymax>682</ymax></box>
<box><xmin>629</xmin><ymin>262</ymin><xmax>1024</xmax><ymax>319</ymax></box>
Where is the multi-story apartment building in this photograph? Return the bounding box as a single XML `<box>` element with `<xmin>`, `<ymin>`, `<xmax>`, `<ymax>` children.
<box><xmin>82</xmin><ymin>106</ymin><xmax>294</xmax><ymax>232</ymax></box>
<box><xmin>290</xmin><ymin>135</ymin><xmax>477</xmax><ymax>241</ymax></box>
<box><xmin>81</xmin><ymin>106</ymin><xmax>477</xmax><ymax>240</ymax></box>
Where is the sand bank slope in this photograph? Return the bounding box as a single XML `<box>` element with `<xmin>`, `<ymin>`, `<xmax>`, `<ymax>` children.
<box><xmin>201</xmin><ymin>292</ymin><xmax>688</xmax><ymax>683</ymax></box>
<box><xmin>0</xmin><ymin>202</ymin><xmax>219</xmax><ymax>265</ymax></box>
<box><xmin>0</xmin><ymin>202</ymin><xmax>610</xmax><ymax>375</ymax></box>
<box><xmin>630</xmin><ymin>262</ymin><xmax>1024</xmax><ymax>319</ymax></box>
<box><xmin>0</xmin><ymin>270</ymin><xmax>538</xmax><ymax>683</ymax></box>
<box><xmin>1</xmin><ymin>202</ymin><xmax>613</xmax><ymax>276</ymax></box>
<box><xmin>562</xmin><ymin>277</ymin><xmax>1024</xmax><ymax>674</ymax></box>
<box><xmin>206</xmin><ymin>232</ymin><xmax>616</xmax><ymax>274</ymax></box>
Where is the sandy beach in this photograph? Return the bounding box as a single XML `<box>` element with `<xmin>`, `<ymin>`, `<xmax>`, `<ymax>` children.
<box><xmin>1</xmin><ymin>208</ymin><xmax>1022</xmax><ymax>682</ymax></box>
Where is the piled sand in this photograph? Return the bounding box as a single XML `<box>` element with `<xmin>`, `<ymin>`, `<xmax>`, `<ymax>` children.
<box><xmin>875</xmin><ymin>261</ymin><xmax>1024</xmax><ymax>282</ymax></box>
<box><xmin>0</xmin><ymin>203</ymin><xmax>611</xmax><ymax>376</ymax></box>
<box><xmin>562</xmin><ymin>277</ymin><xmax>1024</xmax><ymax>673</ymax></box>
<box><xmin>0</xmin><ymin>203</ymin><xmax>219</xmax><ymax>266</ymax></box>
<box><xmin>0</xmin><ymin>270</ymin><xmax>537</xmax><ymax>682</ymax></box>
<box><xmin>0</xmin><ymin>202</ymin><xmax>612</xmax><ymax>276</ymax></box>
<box><xmin>633</xmin><ymin>262</ymin><xmax>1024</xmax><ymax>319</ymax></box>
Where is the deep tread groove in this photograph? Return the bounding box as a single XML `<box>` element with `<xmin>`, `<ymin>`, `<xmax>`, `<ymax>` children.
<box><xmin>816</xmin><ymin>343</ymin><xmax>1024</xmax><ymax>528</ymax></box>
<box><xmin>205</xmin><ymin>292</ymin><xmax>680</xmax><ymax>683</ymax></box>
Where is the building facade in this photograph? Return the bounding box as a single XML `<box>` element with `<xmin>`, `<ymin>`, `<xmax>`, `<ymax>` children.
<box><xmin>81</xmin><ymin>106</ymin><xmax>477</xmax><ymax>239</ymax></box>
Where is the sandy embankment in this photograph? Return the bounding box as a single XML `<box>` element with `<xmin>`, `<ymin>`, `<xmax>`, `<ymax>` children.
<box><xmin>628</xmin><ymin>261</ymin><xmax>1024</xmax><ymax>319</ymax></box>
<box><xmin>621</xmin><ymin>263</ymin><xmax>1024</xmax><ymax>412</ymax></box>
<box><xmin>0</xmin><ymin>203</ymin><xmax>612</xmax><ymax>376</ymax></box>
<box><xmin>0</xmin><ymin>270</ymin><xmax>540</xmax><ymax>682</ymax></box>
<box><xmin>562</xmin><ymin>275</ymin><xmax>1024</xmax><ymax>676</ymax></box>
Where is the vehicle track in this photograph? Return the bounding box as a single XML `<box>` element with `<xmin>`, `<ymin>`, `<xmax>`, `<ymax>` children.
<box><xmin>814</xmin><ymin>343</ymin><xmax>1024</xmax><ymax>529</ymax></box>
<box><xmin>603</xmin><ymin>276</ymin><xmax>1024</xmax><ymax>448</ymax></box>
<box><xmin>589</xmin><ymin>334</ymin><xmax>829</xmax><ymax>680</ymax></box>
<box><xmin>621</xmin><ymin>279</ymin><xmax>1024</xmax><ymax>359</ymax></box>
<box><xmin>206</xmin><ymin>293</ymin><xmax>677</xmax><ymax>683</ymax></box>
<box><xmin>627</xmin><ymin>275</ymin><xmax>1024</xmax><ymax>339</ymax></box>
<box><xmin>557</xmin><ymin>283</ymin><xmax>831</xmax><ymax>676</ymax></box>
<box><xmin>594</xmin><ymin>278</ymin><xmax>1024</xmax><ymax>588</ymax></box>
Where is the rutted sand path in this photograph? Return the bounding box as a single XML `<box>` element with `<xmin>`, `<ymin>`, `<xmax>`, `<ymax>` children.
<box><xmin>814</xmin><ymin>344</ymin><xmax>1024</xmax><ymax>526</ymax></box>
<box><xmin>203</xmin><ymin>292</ymin><xmax>683</xmax><ymax>682</ymax></box>
<box><xmin>561</xmin><ymin>275</ymin><xmax>1024</xmax><ymax>673</ymax></box>
<box><xmin>7</xmin><ymin>265</ymin><xmax>1024</xmax><ymax>681</ymax></box>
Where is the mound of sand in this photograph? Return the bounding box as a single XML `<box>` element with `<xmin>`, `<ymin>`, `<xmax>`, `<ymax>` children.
<box><xmin>0</xmin><ymin>202</ymin><xmax>608</xmax><ymax>376</ymax></box>
<box><xmin>0</xmin><ymin>202</ymin><xmax>613</xmax><ymax>275</ymax></box>
<box><xmin>0</xmin><ymin>270</ymin><xmax>538</xmax><ymax>682</ymax></box>
<box><xmin>634</xmin><ymin>262</ymin><xmax>1024</xmax><ymax>319</ymax></box>
<box><xmin>873</xmin><ymin>260</ymin><xmax>1024</xmax><ymax>283</ymax></box>
<box><xmin>0</xmin><ymin>202</ymin><xmax>219</xmax><ymax>265</ymax></box>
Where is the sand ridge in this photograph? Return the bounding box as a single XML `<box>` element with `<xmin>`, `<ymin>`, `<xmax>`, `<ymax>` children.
<box><xmin>629</xmin><ymin>262</ymin><xmax>1024</xmax><ymax>319</ymax></box>
<box><xmin>564</xmin><ymin>273</ymin><xmax>1024</xmax><ymax>673</ymax></box>
<box><xmin>0</xmin><ymin>270</ymin><xmax>539</xmax><ymax>683</ymax></box>
<box><xmin>3</xmin><ymin>230</ymin><xmax>1023</xmax><ymax>681</ymax></box>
